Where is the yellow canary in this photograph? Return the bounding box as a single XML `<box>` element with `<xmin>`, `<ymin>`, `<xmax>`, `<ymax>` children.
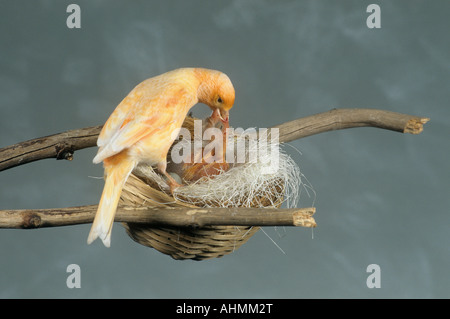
<box><xmin>88</xmin><ymin>68</ymin><xmax>235</xmax><ymax>247</ymax></box>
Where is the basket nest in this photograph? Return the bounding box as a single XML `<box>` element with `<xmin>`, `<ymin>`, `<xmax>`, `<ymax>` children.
<box><xmin>120</xmin><ymin>116</ymin><xmax>302</xmax><ymax>260</ymax></box>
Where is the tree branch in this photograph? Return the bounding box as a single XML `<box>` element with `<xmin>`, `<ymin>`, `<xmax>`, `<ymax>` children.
<box><xmin>0</xmin><ymin>108</ymin><xmax>429</xmax><ymax>230</ymax></box>
<box><xmin>0</xmin><ymin>125</ymin><xmax>102</xmax><ymax>171</ymax></box>
<box><xmin>0</xmin><ymin>109</ymin><xmax>429</xmax><ymax>171</ymax></box>
<box><xmin>0</xmin><ymin>205</ymin><xmax>316</xmax><ymax>229</ymax></box>
<box><xmin>274</xmin><ymin>108</ymin><xmax>429</xmax><ymax>143</ymax></box>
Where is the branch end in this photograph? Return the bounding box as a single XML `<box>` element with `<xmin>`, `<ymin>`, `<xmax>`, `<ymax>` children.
<box><xmin>292</xmin><ymin>207</ymin><xmax>317</xmax><ymax>227</ymax></box>
<box><xmin>404</xmin><ymin>117</ymin><xmax>430</xmax><ymax>135</ymax></box>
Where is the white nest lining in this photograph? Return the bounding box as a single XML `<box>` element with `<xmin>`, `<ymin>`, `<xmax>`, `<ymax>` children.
<box><xmin>134</xmin><ymin>130</ymin><xmax>313</xmax><ymax>209</ymax></box>
<box><xmin>172</xmin><ymin>132</ymin><xmax>305</xmax><ymax>209</ymax></box>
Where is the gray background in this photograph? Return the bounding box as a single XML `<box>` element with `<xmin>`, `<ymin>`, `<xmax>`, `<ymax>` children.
<box><xmin>0</xmin><ymin>0</ymin><xmax>449</xmax><ymax>298</ymax></box>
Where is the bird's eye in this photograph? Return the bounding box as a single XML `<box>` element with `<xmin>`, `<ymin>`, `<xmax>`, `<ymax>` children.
<box><xmin>217</xmin><ymin>97</ymin><xmax>223</xmax><ymax>103</ymax></box>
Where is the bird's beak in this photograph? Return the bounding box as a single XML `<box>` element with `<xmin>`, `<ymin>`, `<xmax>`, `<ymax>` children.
<box><xmin>219</xmin><ymin>109</ymin><xmax>229</xmax><ymax>123</ymax></box>
<box><xmin>211</xmin><ymin>108</ymin><xmax>229</xmax><ymax>124</ymax></box>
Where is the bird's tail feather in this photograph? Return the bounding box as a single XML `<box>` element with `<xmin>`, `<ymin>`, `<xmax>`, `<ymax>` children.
<box><xmin>87</xmin><ymin>156</ymin><xmax>135</xmax><ymax>247</ymax></box>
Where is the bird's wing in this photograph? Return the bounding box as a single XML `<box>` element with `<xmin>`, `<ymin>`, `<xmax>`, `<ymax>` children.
<box><xmin>93</xmin><ymin>83</ymin><xmax>193</xmax><ymax>163</ymax></box>
<box><xmin>97</xmin><ymin>87</ymin><xmax>144</xmax><ymax>149</ymax></box>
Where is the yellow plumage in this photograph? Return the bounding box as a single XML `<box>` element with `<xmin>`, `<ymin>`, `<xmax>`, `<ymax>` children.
<box><xmin>88</xmin><ymin>68</ymin><xmax>235</xmax><ymax>246</ymax></box>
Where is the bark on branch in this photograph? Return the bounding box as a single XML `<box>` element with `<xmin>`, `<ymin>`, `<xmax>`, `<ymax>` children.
<box><xmin>0</xmin><ymin>108</ymin><xmax>428</xmax><ymax>229</ymax></box>
<box><xmin>0</xmin><ymin>109</ymin><xmax>429</xmax><ymax>171</ymax></box>
<box><xmin>0</xmin><ymin>125</ymin><xmax>102</xmax><ymax>171</ymax></box>
<box><xmin>0</xmin><ymin>205</ymin><xmax>316</xmax><ymax>229</ymax></box>
<box><xmin>274</xmin><ymin>108</ymin><xmax>429</xmax><ymax>143</ymax></box>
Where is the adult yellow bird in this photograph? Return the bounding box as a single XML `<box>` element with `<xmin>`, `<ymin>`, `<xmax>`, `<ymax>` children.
<box><xmin>87</xmin><ymin>68</ymin><xmax>235</xmax><ymax>247</ymax></box>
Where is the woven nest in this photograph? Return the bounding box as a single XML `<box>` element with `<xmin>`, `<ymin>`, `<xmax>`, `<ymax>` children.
<box><xmin>120</xmin><ymin>116</ymin><xmax>300</xmax><ymax>261</ymax></box>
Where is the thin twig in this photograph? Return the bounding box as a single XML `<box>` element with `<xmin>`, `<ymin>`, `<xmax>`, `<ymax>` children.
<box><xmin>0</xmin><ymin>205</ymin><xmax>316</xmax><ymax>229</ymax></box>
<box><xmin>0</xmin><ymin>125</ymin><xmax>102</xmax><ymax>171</ymax></box>
<box><xmin>274</xmin><ymin>108</ymin><xmax>429</xmax><ymax>143</ymax></box>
